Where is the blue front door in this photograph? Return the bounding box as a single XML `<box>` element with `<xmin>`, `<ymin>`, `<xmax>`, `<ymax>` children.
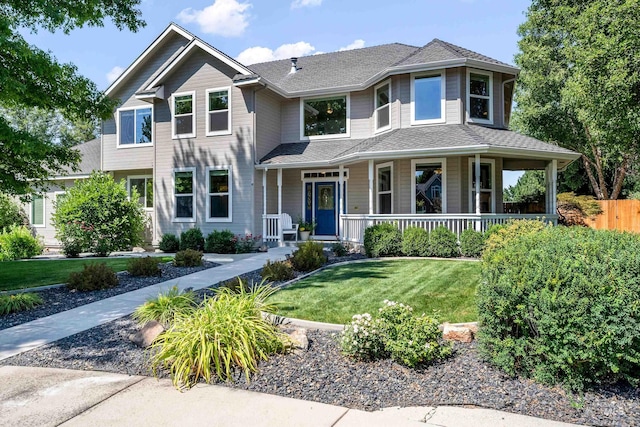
<box><xmin>315</xmin><ymin>182</ymin><xmax>336</xmax><ymax>235</ymax></box>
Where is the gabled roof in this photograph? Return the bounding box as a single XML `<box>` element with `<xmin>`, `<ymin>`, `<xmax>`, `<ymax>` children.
<box><xmin>393</xmin><ymin>39</ymin><xmax>513</xmax><ymax>68</ymax></box>
<box><xmin>53</xmin><ymin>138</ymin><xmax>101</xmax><ymax>178</ymax></box>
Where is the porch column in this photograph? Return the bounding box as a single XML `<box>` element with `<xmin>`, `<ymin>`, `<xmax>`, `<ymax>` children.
<box><xmin>339</xmin><ymin>164</ymin><xmax>345</xmax><ymax>240</ymax></box>
<box><xmin>262</xmin><ymin>169</ymin><xmax>267</xmax><ymax>242</ymax></box>
<box><xmin>368</xmin><ymin>159</ymin><xmax>374</xmax><ymax>215</ymax></box>
<box><xmin>277</xmin><ymin>168</ymin><xmax>283</xmax><ymax>245</ymax></box>
<box><xmin>551</xmin><ymin>159</ymin><xmax>558</xmax><ymax>215</ymax></box>
<box><xmin>475</xmin><ymin>154</ymin><xmax>481</xmax><ymax>231</ymax></box>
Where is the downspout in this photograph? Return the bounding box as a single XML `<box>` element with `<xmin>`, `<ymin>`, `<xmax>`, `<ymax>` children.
<box><xmin>502</xmin><ymin>77</ymin><xmax>516</xmax><ymax>128</ymax></box>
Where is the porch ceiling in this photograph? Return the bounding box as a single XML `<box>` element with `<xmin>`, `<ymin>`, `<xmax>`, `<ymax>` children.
<box><xmin>259</xmin><ymin>124</ymin><xmax>580</xmax><ymax>170</ymax></box>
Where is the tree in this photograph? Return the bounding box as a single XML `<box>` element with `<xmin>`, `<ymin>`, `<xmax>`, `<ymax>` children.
<box><xmin>0</xmin><ymin>193</ymin><xmax>27</xmax><ymax>230</ymax></box>
<box><xmin>512</xmin><ymin>0</ymin><xmax>640</xmax><ymax>200</ymax></box>
<box><xmin>52</xmin><ymin>172</ymin><xmax>146</xmax><ymax>257</ymax></box>
<box><xmin>0</xmin><ymin>1</ymin><xmax>145</xmax><ymax>196</ymax></box>
<box><xmin>504</xmin><ymin>171</ymin><xmax>546</xmax><ymax>204</ymax></box>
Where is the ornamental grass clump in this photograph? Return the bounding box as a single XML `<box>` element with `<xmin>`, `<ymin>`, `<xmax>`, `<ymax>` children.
<box><xmin>150</xmin><ymin>282</ymin><xmax>290</xmax><ymax>388</ymax></box>
<box><xmin>133</xmin><ymin>285</ymin><xmax>196</xmax><ymax>327</ymax></box>
<box><xmin>0</xmin><ymin>292</ymin><xmax>43</xmax><ymax>315</ymax></box>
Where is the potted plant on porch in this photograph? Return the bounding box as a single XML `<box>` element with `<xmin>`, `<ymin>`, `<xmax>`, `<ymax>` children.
<box><xmin>297</xmin><ymin>218</ymin><xmax>316</xmax><ymax>241</ymax></box>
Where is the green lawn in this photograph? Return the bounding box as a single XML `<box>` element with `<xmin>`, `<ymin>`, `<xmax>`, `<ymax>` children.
<box><xmin>268</xmin><ymin>259</ymin><xmax>481</xmax><ymax>324</ymax></box>
<box><xmin>0</xmin><ymin>257</ymin><xmax>173</xmax><ymax>292</ymax></box>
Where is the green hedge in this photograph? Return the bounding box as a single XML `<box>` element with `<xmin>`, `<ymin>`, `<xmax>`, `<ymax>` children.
<box><xmin>478</xmin><ymin>222</ymin><xmax>640</xmax><ymax>391</ymax></box>
<box><xmin>363</xmin><ymin>223</ymin><xmax>402</xmax><ymax>257</ymax></box>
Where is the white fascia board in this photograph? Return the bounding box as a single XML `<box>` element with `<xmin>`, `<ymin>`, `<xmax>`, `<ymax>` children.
<box><xmin>105</xmin><ymin>24</ymin><xmax>194</xmax><ymax>97</ymax></box>
<box><xmin>233</xmin><ymin>77</ymin><xmax>264</xmax><ymax>87</ymax></box>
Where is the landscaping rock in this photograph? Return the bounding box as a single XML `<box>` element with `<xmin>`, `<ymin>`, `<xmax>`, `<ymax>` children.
<box><xmin>129</xmin><ymin>321</ymin><xmax>164</xmax><ymax>348</ymax></box>
<box><xmin>286</xmin><ymin>328</ymin><xmax>309</xmax><ymax>353</ymax></box>
<box><xmin>442</xmin><ymin>323</ymin><xmax>474</xmax><ymax>343</ymax></box>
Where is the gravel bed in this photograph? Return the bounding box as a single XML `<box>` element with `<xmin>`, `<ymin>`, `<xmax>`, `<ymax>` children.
<box><xmin>2</xmin><ymin>321</ymin><xmax>637</xmax><ymax>427</ymax></box>
<box><xmin>0</xmin><ymin>261</ymin><xmax>218</xmax><ymax>331</ymax></box>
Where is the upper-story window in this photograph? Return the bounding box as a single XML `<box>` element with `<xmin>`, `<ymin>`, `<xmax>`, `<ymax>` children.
<box><xmin>301</xmin><ymin>94</ymin><xmax>350</xmax><ymax>139</ymax></box>
<box><xmin>118</xmin><ymin>106</ymin><xmax>152</xmax><ymax>146</ymax></box>
<box><xmin>172</xmin><ymin>91</ymin><xmax>196</xmax><ymax>138</ymax></box>
<box><xmin>467</xmin><ymin>69</ymin><xmax>493</xmax><ymax>124</ymax></box>
<box><xmin>411</xmin><ymin>71</ymin><xmax>446</xmax><ymax>125</ymax></box>
<box><xmin>206</xmin><ymin>87</ymin><xmax>231</xmax><ymax>136</ymax></box>
<box><xmin>374</xmin><ymin>81</ymin><xmax>391</xmax><ymax>132</ymax></box>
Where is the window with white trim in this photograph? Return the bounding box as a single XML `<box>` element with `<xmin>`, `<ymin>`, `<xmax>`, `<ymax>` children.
<box><xmin>172</xmin><ymin>92</ymin><xmax>195</xmax><ymax>138</ymax></box>
<box><xmin>206</xmin><ymin>87</ymin><xmax>231</xmax><ymax>135</ymax></box>
<box><xmin>31</xmin><ymin>194</ymin><xmax>45</xmax><ymax>227</ymax></box>
<box><xmin>411</xmin><ymin>71</ymin><xmax>445</xmax><ymax>124</ymax></box>
<box><xmin>374</xmin><ymin>81</ymin><xmax>391</xmax><ymax>132</ymax></box>
<box><xmin>174</xmin><ymin>169</ymin><xmax>195</xmax><ymax>221</ymax></box>
<box><xmin>412</xmin><ymin>159</ymin><xmax>445</xmax><ymax>214</ymax></box>
<box><xmin>468</xmin><ymin>159</ymin><xmax>495</xmax><ymax>213</ymax></box>
<box><xmin>376</xmin><ymin>162</ymin><xmax>393</xmax><ymax>214</ymax></box>
<box><xmin>118</xmin><ymin>106</ymin><xmax>152</xmax><ymax>146</ymax></box>
<box><xmin>207</xmin><ymin>167</ymin><xmax>232</xmax><ymax>222</ymax></box>
<box><xmin>301</xmin><ymin>94</ymin><xmax>349</xmax><ymax>138</ymax></box>
<box><xmin>467</xmin><ymin>69</ymin><xmax>493</xmax><ymax>124</ymax></box>
<box><xmin>128</xmin><ymin>176</ymin><xmax>153</xmax><ymax>209</ymax></box>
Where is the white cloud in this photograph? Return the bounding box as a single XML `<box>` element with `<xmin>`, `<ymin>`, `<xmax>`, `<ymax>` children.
<box><xmin>106</xmin><ymin>66</ymin><xmax>125</xmax><ymax>84</ymax></box>
<box><xmin>236</xmin><ymin>41</ymin><xmax>315</xmax><ymax>65</ymax></box>
<box><xmin>176</xmin><ymin>0</ymin><xmax>251</xmax><ymax>37</ymax></box>
<box><xmin>291</xmin><ymin>0</ymin><xmax>322</xmax><ymax>9</ymax></box>
<box><xmin>338</xmin><ymin>39</ymin><xmax>365</xmax><ymax>51</ymax></box>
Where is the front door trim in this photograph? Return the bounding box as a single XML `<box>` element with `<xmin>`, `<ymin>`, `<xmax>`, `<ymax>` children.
<box><xmin>301</xmin><ymin>168</ymin><xmax>349</xmax><ymax>236</ymax></box>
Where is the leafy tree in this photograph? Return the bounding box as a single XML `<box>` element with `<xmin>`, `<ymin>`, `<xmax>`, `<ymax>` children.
<box><xmin>504</xmin><ymin>171</ymin><xmax>545</xmax><ymax>203</ymax></box>
<box><xmin>0</xmin><ymin>193</ymin><xmax>27</xmax><ymax>230</ymax></box>
<box><xmin>0</xmin><ymin>1</ymin><xmax>145</xmax><ymax>196</ymax></box>
<box><xmin>512</xmin><ymin>0</ymin><xmax>640</xmax><ymax>200</ymax></box>
<box><xmin>52</xmin><ymin>172</ymin><xmax>146</xmax><ymax>257</ymax></box>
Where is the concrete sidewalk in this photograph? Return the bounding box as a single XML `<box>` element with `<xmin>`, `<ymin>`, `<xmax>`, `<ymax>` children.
<box><xmin>0</xmin><ymin>247</ymin><xmax>293</xmax><ymax>360</ymax></box>
<box><xmin>0</xmin><ymin>366</ymin><xmax>581</xmax><ymax>427</ymax></box>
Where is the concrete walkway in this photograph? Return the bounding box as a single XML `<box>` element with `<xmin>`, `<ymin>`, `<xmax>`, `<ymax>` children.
<box><xmin>0</xmin><ymin>247</ymin><xmax>293</xmax><ymax>360</ymax></box>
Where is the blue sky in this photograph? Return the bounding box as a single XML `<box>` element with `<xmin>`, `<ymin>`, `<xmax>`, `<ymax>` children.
<box><xmin>21</xmin><ymin>0</ymin><xmax>531</xmax><ymax>187</ymax></box>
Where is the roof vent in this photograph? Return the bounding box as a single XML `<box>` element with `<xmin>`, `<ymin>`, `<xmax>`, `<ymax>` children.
<box><xmin>289</xmin><ymin>57</ymin><xmax>298</xmax><ymax>74</ymax></box>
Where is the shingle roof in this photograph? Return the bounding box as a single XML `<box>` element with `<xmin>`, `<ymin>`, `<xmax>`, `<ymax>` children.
<box><xmin>393</xmin><ymin>39</ymin><xmax>513</xmax><ymax>68</ymax></box>
<box><xmin>260</xmin><ymin>125</ymin><xmax>578</xmax><ymax>166</ymax></box>
<box><xmin>61</xmin><ymin>138</ymin><xmax>101</xmax><ymax>176</ymax></box>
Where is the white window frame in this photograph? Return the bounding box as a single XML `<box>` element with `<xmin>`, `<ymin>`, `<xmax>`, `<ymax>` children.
<box><xmin>171</xmin><ymin>91</ymin><xmax>196</xmax><ymax>139</ymax></box>
<box><xmin>299</xmin><ymin>93</ymin><xmax>351</xmax><ymax>141</ymax></box>
<box><xmin>206</xmin><ymin>166</ymin><xmax>232</xmax><ymax>223</ymax></box>
<box><xmin>410</xmin><ymin>70</ymin><xmax>446</xmax><ymax>125</ymax></box>
<box><xmin>411</xmin><ymin>158</ymin><xmax>447</xmax><ymax>214</ymax></box>
<box><xmin>374</xmin><ymin>80</ymin><xmax>392</xmax><ymax>133</ymax></box>
<box><xmin>173</xmin><ymin>167</ymin><xmax>196</xmax><ymax>223</ymax></box>
<box><xmin>127</xmin><ymin>175</ymin><xmax>153</xmax><ymax>211</ymax></box>
<box><xmin>376</xmin><ymin>161</ymin><xmax>394</xmax><ymax>214</ymax></box>
<box><xmin>30</xmin><ymin>194</ymin><xmax>45</xmax><ymax>228</ymax></box>
<box><xmin>206</xmin><ymin>87</ymin><xmax>232</xmax><ymax>136</ymax></box>
<box><xmin>468</xmin><ymin>158</ymin><xmax>496</xmax><ymax>213</ymax></box>
<box><xmin>116</xmin><ymin>105</ymin><xmax>154</xmax><ymax>148</ymax></box>
<box><xmin>466</xmin><ymin>68</ymin><xmax>494</xmax><ymax>125</ymax></box>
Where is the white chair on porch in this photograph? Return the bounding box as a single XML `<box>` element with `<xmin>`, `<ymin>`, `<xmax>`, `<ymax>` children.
<box><xmin>281</xmin><ymin>213</ymin><xmax>298</xmax><ymax>242</ymax></box>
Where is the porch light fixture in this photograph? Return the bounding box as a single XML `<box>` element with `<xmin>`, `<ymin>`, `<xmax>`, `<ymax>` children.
<box><xmin>326</xmin><ymin>102</ymin><xmax>333</xmax><ymax>114</ymax></box>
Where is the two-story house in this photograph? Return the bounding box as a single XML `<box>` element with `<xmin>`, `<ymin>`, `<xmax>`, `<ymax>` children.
<box><xmin>30</xmin><ymin>23</ymin><xmax>579</xmax><ymax>247</ymax></box>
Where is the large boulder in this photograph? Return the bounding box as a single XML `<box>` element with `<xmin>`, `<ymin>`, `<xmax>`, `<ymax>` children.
<box><xmin>129</xmin><ymin>321</ymin><xmax>165</xmax><ymax>348</ymax></box>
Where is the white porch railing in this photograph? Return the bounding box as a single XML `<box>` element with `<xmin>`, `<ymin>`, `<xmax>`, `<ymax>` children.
<box><xmin>263</xmin><ymin>214</ymin><xmax>281</xmax><ymax>243</ymax></box>
<box><xmin>340</xmin><ymin>214</ymin><xmax>558</xmax><ymax>244</ymax></box>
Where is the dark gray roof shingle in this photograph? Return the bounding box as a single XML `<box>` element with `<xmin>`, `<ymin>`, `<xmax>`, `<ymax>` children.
<box><xmin>61</xmin><ymin>138</ymin><xmax>101</xmax><ymax>176</ymax></box>
<box><xmin>394</xmin><ymin>39</ymin><xmax>514</xmax><ymax>68</ymax></box>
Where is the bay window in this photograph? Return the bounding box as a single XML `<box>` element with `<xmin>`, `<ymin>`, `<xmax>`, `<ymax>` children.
<box><xmin>302</xmin><ymin>94</ymin><xmax>349</xmax><ymax>138</ymax></box>
<box><xmin>467</xmin><ymin>69</ymin><xmax>493</xmax><ymax>124</ymax></box>
<box><xmin>468</xmin><ymin>159</ymin><xmax>495</xmax><ymax>213</ymax></box>
<box><xmin>412</xmin><ymin>159</ymin><xmax>446</xmax><ymax>214</ymax></box>
<box><xmin>374</xmin><ymin>81</ymin><xmax>391</xmax><ymax>132</ymax></box>
<box><xmin>376</xmin><ymin>162</ymin><xmax>393</xmax><ymax>214</ymax></box>
<box><xmin>411</xmin><ymin>71</ymin><xmax>445</xmax><ymax>124</ymax></box>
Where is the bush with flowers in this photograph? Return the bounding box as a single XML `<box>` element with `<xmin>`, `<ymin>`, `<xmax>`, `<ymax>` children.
<box><xmin>340</xmin><ymin>300</ymin><xmax>451</xmax><ymax>367</ymax></box>
<box><xmin>235</xmin><ymin>233</ymin><xmax>261</xmax><ymax>253</ymax></box>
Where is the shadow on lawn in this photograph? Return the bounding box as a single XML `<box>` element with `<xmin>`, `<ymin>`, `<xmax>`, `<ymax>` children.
<box><xmin>285</xmin><ymin>260</ymin><xmax>394</xmax><ymax>291</ymax></box>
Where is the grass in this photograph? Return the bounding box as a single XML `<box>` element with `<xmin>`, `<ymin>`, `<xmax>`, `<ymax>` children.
<box><xmin>0</xmin><ymin>257</ymin><xmax>173</xmax><ymax>292</ymax></box>
<box><xmin>268</xmin><ymin>259</ymin><xmax>481</xmax><ymax>324</ymax></box>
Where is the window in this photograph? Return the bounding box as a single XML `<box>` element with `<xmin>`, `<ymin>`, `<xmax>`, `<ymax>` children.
<box><xmin>412</xmin><ymin>159</ymin><xmax>446</xmax><ymax>214</ymax></box>
<box><xmin>301</xmin><ymin>94</ymin><xmax>349</xmax><ymax>139</ymax></box>
<box><xmin>206</xmin><ymin>167</ymin><xmax>232</xmax><ymax>222</ymax></box>
<box><xmin>374</xmin><ymin>81</ymin><xmax>391</xmax><ymax>132</ymax></box>
<box><xmin>206</xmin><ymin>87</ymin><xmax>231</xmax><ymax>135</ymax></box>
<box><xmin>172</xmin><ymin>92</ymin><xmax>195</xmax><ymax>138</ymax></box>
<box><xmin>469</xmin><ymin>159</ymin><xmax>495</xmax><ymax>213</ymax></box>
<box><xmin>128</xmin><ymin>176</ymin><xmax>153</xmax><ymax>209</ymax></box>
<box><xmin>174</xmin><ymin>169</ymin><xmax>195</xmax><ymax>221</ymax></box>
<box><xmin>376</xmin><ymin>162</ymin><xmax>393</xmax><ymax>214</ymax></box>
<box><xmin>411</xmin><ymin>71</ymin><xmax>445</xmax><ymax>124</ymax></box>
<box><xmin>31</xmin><ymin>194</ymin><xmax>44</xmax><ymax>227</ymax></box>
<box><xmin>118</xmin><ymin>106</ymin><xmax>152</xmax><ymax>146</ymax></box>
<box><xmin>467</xmin><ymin>69</ymin><xmax>493</xmax><ymax>124</ymax></box>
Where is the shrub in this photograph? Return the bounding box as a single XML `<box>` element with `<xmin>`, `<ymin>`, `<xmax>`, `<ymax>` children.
<box><xmin>150</xmin><ymin>283</ymin><xmax>289</xmax><ymax>388</ymax></box>
<box><xmin>0</xmin><ymin>225</ymin><xmax>43</xmax><ymax>261</ymax></box>
<box><xmin>204</xmin><ymin>230</ymin><xmax>235</xmax><ymax>254</ymax></box>
<box><xmin>363</xmin><ymin>223</ymin><xmax>402</xmax><ymax>258</ymax></box>
<box><xmin>483</xmin><ymin>219</ymin><xmax>548</xmax><ymax>255</ymax></box>
<box><xmin>290</xmin><ymin>241</ymin><xmax>327</xmax><ymax>272</ymax></box>
<box><xmin>478</xmin><ymin>226</ymin><xmax>640</xmax><ymax>391</ymax></box>
<box><xmin>340</xmin><ymin>313</ymin><xmax>386</xmax><ymax>361</ymax></box>
<box><xmin>427</xmin><ymin>226</ymin><xmax>459</xmax><ymax>258</ymax></box>
<box><xmin>173</xmin><ymin>249</ymin><xmax>203</xmax><ymax>267</ymax></box>
<box><xmin>52</xmin><ymin>172</ymin><xmax>145</xmax><ymax>257</ymax></box>
<box><xmin>262</xmin><ymin>260</ymin><xmax>295</xmax><ymax>281</ymax></box>
<box><xmin>330</xmin><ymin>242</ymin><xmax>348</xmax><ymax>257</ymax></box>
<box><xmin>219</xmin><ymin>277</ymin><xmax>251</xmax><ymax>293</ymax></box>
<box><xmin>180</xmin><ymin>228</ymin><xmax>204</xmax><ymax>251</ymax></box>
<box><xmin>66</xmin><ymin>263</ymin><xmax>119</xmax><ymax>291</ymax></box>
<box><xmin>459</xmin><ymin>228</ymin><xmax>485</xmax><ymax>258</ymax></box>
<box><xmin>127</xmin><ymin>256</ymin><xmax>161</xmax><ymax>277</ymax></box>
<box><xmin>133</xmin><ymin>285</ymin><xmax>196</xmax><ymax>327</ymax></box>
<box><xmin>0</xmin><ymin>293</ymin><xmax>43</xmax><ymax>315</ymax></box>
<box><xmin>235</xmin><ymin>234</ymin><xmax>261</xmax><ymax>254</ymax></box>
<box><xmin>0</xmin><ymin>193</ymin><xmax>26</xmax><ymax>231</ymax></box>
<box><xmin>401</xmin><ymin>227</ymin><xmax>430</xmax><ymax>257</ymax></box>
<box><xmin>159</xmin><ymin>234</ymin><xmax>180</xmax><ymax>252</ymax></box>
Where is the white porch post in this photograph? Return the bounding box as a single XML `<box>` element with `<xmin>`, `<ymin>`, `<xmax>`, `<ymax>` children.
<box><xmin>368</xmin><ymin>160</ymin><xmax>374</xmax><ymax>215</ymax></box>
<box><xmin>339</xmin><ymin>164</ymin><xmax>345</xmax><ymax>240</ymax></box>
<box><xmin>474</xmin><ymin>154</ymin><xmax>481</xmax><ymax>231</ymax></box>
<box><xmin>262</xmin><ymin>169</ymin><xmax>267</xmax><ymax>242</ymax></box>
<box><xmin>277</xmin><ymin>168</ymin><xmax>283</xmax><ymax>246</ymax></box>
<box><xmin>551</xmin><ymin>159</ymin><xmax>558</xmax><ymax>216</ymax></box>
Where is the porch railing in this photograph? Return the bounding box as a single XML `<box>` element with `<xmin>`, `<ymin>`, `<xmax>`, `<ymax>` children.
<box><xmin>340</xmin><ymin>214</ymin><xmax>558</xmax><ymax>244</ymax></box>
<box><xmin>263</xmin><ymin>214</ymin><xmax>280</xmax><ymax>243</ymax></box>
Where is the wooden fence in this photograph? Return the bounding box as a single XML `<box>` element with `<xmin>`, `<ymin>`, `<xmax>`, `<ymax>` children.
<box><xmin>586</xmin><ymin>200</ymin><xmax>640</xmax><ymax>233</ymax></box>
